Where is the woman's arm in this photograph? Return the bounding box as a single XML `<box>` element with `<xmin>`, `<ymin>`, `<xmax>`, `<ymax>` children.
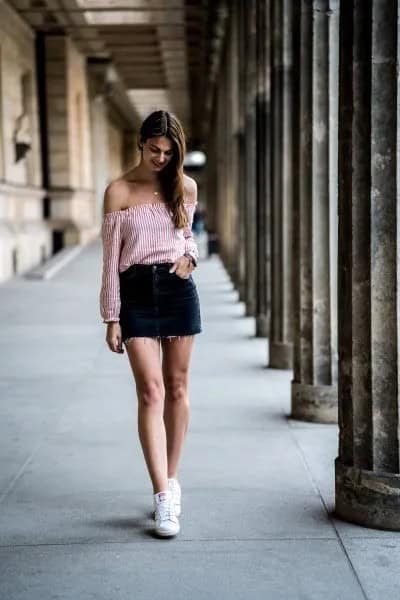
<box><xmin>183</xmin><ymin>177</ymin><xmax>199</xmax><ymax>265</ymax></box>
<box><xmin>99</xmin><ymin>182</ymin><xmax>127</xmax><ymax>323</ymax></box>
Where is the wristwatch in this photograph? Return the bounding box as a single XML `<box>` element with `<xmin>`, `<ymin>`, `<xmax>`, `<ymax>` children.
<box><xmin>184</xmin><ymin>252</ymin><xmax>197</xmax><ymax>268</ymax></box>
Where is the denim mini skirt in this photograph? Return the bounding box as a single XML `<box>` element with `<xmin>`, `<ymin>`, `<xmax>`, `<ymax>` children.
<box><xmin>118</xmin><ymin>262</ymin><xmax>202</xmax><ymax>344</ymax></box>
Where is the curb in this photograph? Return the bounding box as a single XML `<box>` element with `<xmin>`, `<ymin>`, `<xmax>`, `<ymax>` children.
<box><xmin>24</xmin><ymin>245</ymin><xmax>84</xmax><ymax>280</ymax></box>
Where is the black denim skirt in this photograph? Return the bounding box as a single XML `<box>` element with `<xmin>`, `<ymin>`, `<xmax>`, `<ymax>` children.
<box><xmin>118</xmin><ymin>262</ymin><xmax>202</xmax><ymax>343</ymax></box>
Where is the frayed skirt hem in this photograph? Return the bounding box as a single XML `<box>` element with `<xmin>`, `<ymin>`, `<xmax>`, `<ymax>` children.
<box><xmin>123</xmin><ymin>333</ymin><xmax>201</xmax><ymax>346</ymax></box>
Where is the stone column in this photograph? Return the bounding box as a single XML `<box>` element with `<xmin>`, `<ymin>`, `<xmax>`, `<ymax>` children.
<box><xmin>90</xmin><ymin>95</ymin><xmax>109</xmax><ymax>225</ymax></box>
<box><xmin>269</xmin><ymin>0</ymin><xmax>294</xmax><ymax>368</ymax></box>
<box><xmin>229</xmin><ymin>1</ymin><xmax>242</xmax><ymax>288</ymax></box>
<box><xmin>44</xmin><ymin>34</ymin><xmax>96</xmax><ymax>245</ymax></box>
<box><xmin>123</xmin><ymin>131</ymin><xmax>136</xmax><ymax>171</ymax></box>
<box><xmin>244</xmin><ymin>0</ymin><xmax>258</xmax><ymax>317</ymax></box>
<box><xmin>205</xmin><ymin>106</ymin><xmax>218</xmax><ymax>237</ymax></box>
<box><xmin>335</xmin><ymin>1</ymin><xmax>400</xmax><ymax>529</ymax></box>
<box><xmin>255</xmin><ymin>0</ymin><xmax>271</xmax><ymax>338</ymax></box>
<box><xmin>291</xmin><ymin>0</ymin><xmax>339</xmax><ymax>423</ymax></box>
<box><xmin>236</xmin><ymin>0</ymin><xmax>248</xmax><ymax>302</ymax></box>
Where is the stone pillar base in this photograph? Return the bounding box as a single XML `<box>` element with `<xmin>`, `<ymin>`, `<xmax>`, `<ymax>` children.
<box><xmin>256</xmin><ymin>314</ymin><xmax>269</xmax><ymax>338</ymax></box>
<box><xmin>291</xmin><ymin>382</ymin><xmax>337</xmax><ymax>424</ymax></box>
<box><xmin>269</xmin><ymin>341</ymin><xmax>293</xmax><ymax>369</ymax></box>
<box><xmin>335</xmin><ymin>458</ymin><xmax>400</xmax><ymax>530</ymax></box>
<box><xmin>245</xmin><ymin>301</ymin><xmax>256</xmax><ymax>318</ymax></box>
<box><xmin>64</xmin><ymin>225</ymin><xmax>98</xmax><ymax>246</ymax></box>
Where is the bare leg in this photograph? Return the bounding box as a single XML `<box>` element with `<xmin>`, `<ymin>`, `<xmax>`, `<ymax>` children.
<box><xmin>124</xmin><ymin>337</ymin><xmax>168</xmax><ymax>494</ymax></box>
<box><xmin>161</xmin><ymin>336</ymin><xmax>195</xmax><ymax>479</ymax></box>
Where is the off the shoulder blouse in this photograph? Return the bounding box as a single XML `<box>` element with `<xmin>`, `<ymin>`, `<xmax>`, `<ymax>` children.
<box><xmin>99</xmin><ymin>200</ymin><xmax>199</xmax><ymax>323</ymax></box>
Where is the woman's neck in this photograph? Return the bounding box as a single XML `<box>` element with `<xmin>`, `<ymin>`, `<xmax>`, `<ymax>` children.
<box><xmin>129</xmin><ymin>162</ymin><xmax>159</xmax><ymax>184</ymax></box>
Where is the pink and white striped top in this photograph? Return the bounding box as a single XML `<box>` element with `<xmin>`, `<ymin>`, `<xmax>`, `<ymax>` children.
<box><xmin>99</xmin><ymin>200</ymin><xmax>199</xmax><ymax>323</ymax></box>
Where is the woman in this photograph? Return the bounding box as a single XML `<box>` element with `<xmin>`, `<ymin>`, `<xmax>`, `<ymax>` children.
<box><xmin>99</xmin><ymin>110</ymin><xmax>202</xmax><ymax>538</ymax></box>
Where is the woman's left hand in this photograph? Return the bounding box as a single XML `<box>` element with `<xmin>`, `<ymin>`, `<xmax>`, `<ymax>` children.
<box><xmin>169</xmin><ymin>255</ymin><xmax>194</xmax><ymax>279</ymax></box>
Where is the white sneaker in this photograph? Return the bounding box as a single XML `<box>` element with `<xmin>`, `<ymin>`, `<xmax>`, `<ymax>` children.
<box><xmin>153</xmin><ymin>490</ymin><xmax>180</xmax><ymax>537</ymax></box>
<box><xmin>168</xmin><ymin>477</ymin><xmax>182</xmax><ymax>517</ymax></box>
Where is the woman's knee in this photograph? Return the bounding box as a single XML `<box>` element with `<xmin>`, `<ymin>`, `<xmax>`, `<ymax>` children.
<box><xmin>164</xmin><ymin>376</ymin><xmax>189</xmax><ymax>404</ymax></box>
<box><xmin>137</xmin><ymin>379</ymin><xmax>165</xmax><ymax>409</ymax></box>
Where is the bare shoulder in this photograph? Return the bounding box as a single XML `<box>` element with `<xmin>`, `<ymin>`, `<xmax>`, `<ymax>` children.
<box><xmin>183</xmin><ymin>174</ymin><xmax>198</xmax><ymax>205</ymax></box>
<box><xmin>103</xmin><ymin>179</ymin><xmax>131</xmax><ymax>214</ymax></box>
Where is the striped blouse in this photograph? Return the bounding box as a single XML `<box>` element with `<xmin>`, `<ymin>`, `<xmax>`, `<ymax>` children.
<box><xmin>99</xmin><ymin>200</ymin><xmax>199</xmax><ymax>323</ymax></box>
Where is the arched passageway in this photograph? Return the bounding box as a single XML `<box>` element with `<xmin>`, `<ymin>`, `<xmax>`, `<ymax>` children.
<box><xmin>1</xmin><ymin>0</ymin><xmax>400</xmax><ymax>597</ymax></box>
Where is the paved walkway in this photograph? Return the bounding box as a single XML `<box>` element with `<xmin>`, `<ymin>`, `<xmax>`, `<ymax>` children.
<box><xmin>0</xmin><ymin>239</ymin><xmax>399</xmax><ymax>599</ymax></box>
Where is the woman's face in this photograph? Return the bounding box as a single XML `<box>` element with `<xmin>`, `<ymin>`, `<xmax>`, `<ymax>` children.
<box><xmin>141</xmin><ymin>136</ymin><xmax>174</xmax><ymax>172</ymax></box>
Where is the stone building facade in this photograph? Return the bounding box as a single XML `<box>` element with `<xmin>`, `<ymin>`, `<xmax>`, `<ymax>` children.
<box><xmin>0</xmin><ymin>1</ymin><xmax>45</xmax><ymax>281</ymax></box>
<box><xmin>0</xmin><ymin>1</ymin><xmax>138</xmax><ymax>281</ymax></box>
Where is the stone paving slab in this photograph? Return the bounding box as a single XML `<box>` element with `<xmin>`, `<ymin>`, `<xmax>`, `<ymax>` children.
<box><xmin>342</xmin><ymin>539</ymin><xmax>400</xmax><ymax>598</ymax></box>
<box><xmin>0</xmin><ymin>490</ymin><xmax>335</xmax><ymax>546</ymax></box>
<box><xmin>0</xmin><ymin>241</ymin><xmax>399</xmax><ymax>599</ymax></box>
<box><xmin>0</xmin><ymin>540</ymin><xmax>365</xmax><ymax>600</ymax></box>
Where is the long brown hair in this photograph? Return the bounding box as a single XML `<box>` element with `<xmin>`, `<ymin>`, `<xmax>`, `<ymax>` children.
<box><xmin>139</xmin><ymin>110</ymin><xmax>188</xmax><ymax>229</ymax></box>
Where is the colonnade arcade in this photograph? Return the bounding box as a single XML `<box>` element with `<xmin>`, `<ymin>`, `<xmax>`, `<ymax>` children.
<box><xmin>207</xmin><ymin>0</ymin><xmax>400</xmax><ymax>531</ymax></box>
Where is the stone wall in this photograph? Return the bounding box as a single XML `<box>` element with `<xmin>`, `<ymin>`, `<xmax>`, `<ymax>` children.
<box><xmin>0</xmin><ymin>0</ymin><xmax>48</xmax><ymax>280</ymax></box>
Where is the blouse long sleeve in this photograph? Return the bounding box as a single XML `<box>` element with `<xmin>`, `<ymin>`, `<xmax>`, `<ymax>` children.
<box><xmin>99</xmin><ymin>211</ymin><xmax>124</xmax><ymax>323</ymax></box>
<box><xmin>183</xmin><ymin>202</ymin><xmax>199</xmax><ymax>262</ymax></box>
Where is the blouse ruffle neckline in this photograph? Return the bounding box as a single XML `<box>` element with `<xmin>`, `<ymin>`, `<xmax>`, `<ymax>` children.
<box><xmin>102</xmin><ymin>201</ymin><xmax>197</xmax><ymax>219</ymax></box>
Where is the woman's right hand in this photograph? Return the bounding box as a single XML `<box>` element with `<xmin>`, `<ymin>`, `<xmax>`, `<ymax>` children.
<box><xmin>106</xmin><ymin>322</ymin><xmax>124</xmax><ymax>353</ymax></box>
